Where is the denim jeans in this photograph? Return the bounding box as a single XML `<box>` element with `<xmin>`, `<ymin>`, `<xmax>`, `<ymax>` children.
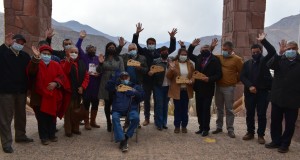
<box><xmin>154</xmin><ymin>86</ymin><xmax>169</xmax><ymax>128</ymax></box>
<box><xmin>244</xmin><ymin>90</ymin><xmax>269</xmax><ymax>136</ymax></box>
<box><xmin>173</xmin><ymin>90</ymin><xmax>189</xmax><ymax>128</ymax></box>
<box><xmin>112</xmin><ymin>110</ymin><xmax>139</xmax><ymax>142</ymax></box>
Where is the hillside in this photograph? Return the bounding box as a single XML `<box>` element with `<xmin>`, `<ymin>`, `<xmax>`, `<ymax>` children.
<box><xmin>1</xmin><ymin>12</ymin><xmax>299</xmax><ymax>55</ymax></box>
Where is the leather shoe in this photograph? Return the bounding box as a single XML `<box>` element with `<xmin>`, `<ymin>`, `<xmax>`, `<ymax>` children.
<box><xmin>212</xmin><ymin>128</ymin><xmax>222</xmax><ymax>134</ymax></box>
<box><xmin>242</xmin><ymin>133</ymin><xmax>254</xmax><ymax>140</ymax></box>
<box><xmin>257</xmin><ymin>136</ymin><xmax>265</xmax><ymax>144</ymax></box>
<box><xmin>195</xmin><ymin>130</ymin><xmax>203</xmax><ymax>134</ymax></box>
<box><xmin>202</xmin><ymin>131</ymin><xmax>209</xmax><ymax>137</ymax></box>
<box><xmin>3</xmin><ymin>146</ymin><xmax>14</xmax><ymax>153</ymax></box>
<box><xmin>15</xmin><ymin>137</ymin><xmax>34</xmax><ymax>143</ymax></box>
<box><xmin>174</xmin><ymin>128</ymin><xmax>180</xmax><ymax>133</ymax></box>
<box><xmin>163</xmin><ymin>126</ymin><xmax>168</xmax><ymax>129</ymax></box>
<box><xmin>265</xmin><ymin>142</ymin><xmax>280</xmax><ymax>149</ymax></box>
<box><xmin>181</xmin><ymin>128</ymin><xmax>187</xmax><ymax>133</ymax></box>
<box><xmin>228</xmin><ymin>131</ymin><xmax>236</xmax><ymax>138</ymax></box>
<box><xmin>278</xmin><ymin>146</ymin><xmax>289</xmax><ymax>153</ymax></box>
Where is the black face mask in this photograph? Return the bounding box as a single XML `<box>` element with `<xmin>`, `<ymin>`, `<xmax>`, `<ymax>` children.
<box><xmin>161</xmin><ymin>54</ymin><xmax>168</xmax><ymax>60</ymax></box>
<box><xmin>201</xmin><ymin>50</ymin><xmax>211</xmax><ymax>57</ymax></box>
<box><xmin>87</xmin><ymin>51</ymin><xmax>96</xmax><ymax>57</ymax></box>
<box><xmin>107</xmin><ymin>48</ymin><xmax>116</xmax><ymax>55</ymax></box>
<box><xmin>252</xmin><ymin>53</ymin><xmax>262</xmax><ymax>61</ymax></box>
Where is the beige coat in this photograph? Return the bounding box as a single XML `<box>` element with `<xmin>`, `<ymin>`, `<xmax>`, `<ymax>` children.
<box><xmin>166</xmin><ymin>60</ymin><xmax>195</xmax><ymax>100</ymax></box>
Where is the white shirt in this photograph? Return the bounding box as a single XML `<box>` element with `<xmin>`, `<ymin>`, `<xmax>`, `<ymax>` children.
<box><xmin>179</xmin><ymin>62</ymin><xmax>188</xmax><ymax>88</ymax></box>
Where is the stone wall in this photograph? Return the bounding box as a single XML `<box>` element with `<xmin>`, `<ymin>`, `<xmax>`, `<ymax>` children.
<box><xmin>4</xmin><ymin>0</ymin><xmax>52</xmax><ymax>54</ymax></box>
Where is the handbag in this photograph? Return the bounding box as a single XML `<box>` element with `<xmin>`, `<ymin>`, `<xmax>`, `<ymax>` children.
<box><xmin>73</xmin><ymin>103</ymin><xmax>88</xmax><ymax>121</ymax></box>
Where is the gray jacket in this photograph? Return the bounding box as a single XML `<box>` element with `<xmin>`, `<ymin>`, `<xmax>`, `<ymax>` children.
<box><xmin>97</xmin><ymin>56</ymin><xmax>124</xmax><ymax>100</ymax></box>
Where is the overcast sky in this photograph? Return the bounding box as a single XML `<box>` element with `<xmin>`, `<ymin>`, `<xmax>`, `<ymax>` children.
<box><xmin>1</xmin><ymin>0</ymin><xmax>300</xmax><ymax>43</ymax></box>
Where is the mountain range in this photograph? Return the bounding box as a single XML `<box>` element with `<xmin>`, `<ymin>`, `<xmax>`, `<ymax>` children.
<box><xmin>0</xmin><ymin>12</ymin><xmax>299</xmax><ymax>55</ymax></box>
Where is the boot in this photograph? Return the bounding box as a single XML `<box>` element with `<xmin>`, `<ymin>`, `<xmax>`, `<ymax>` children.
<box><xmin>90</xmin><ymin>110</ymin><xmax>100</xmax><ymax>128</ymax></box>
<box><xmin>84</xmin><ymin>112</ymin><xmax>92</xmax><ymax>130</ymax></box>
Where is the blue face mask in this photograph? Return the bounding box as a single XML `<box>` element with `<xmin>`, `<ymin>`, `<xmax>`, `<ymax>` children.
<box><xmin>147</xmin><ymin>45</ymin><xmax>156</xmax><ymax>51</ymax></box>
<box><xmin>285</xmin><ymin>50</ymin><xmax>297</xmax><ymax>59</ymax></box>
<box><xmin>41</xmin><ymin>54</ymin><xmax>51</xmax><ymax>65</ymax></box>
<box><xmin>129</xmin><ymin>50</ymin><xmax>137</xmax><ymax>57</ymax></box>
<box><xmin>222</xmin><ymin>51</ymin><xmax>231</xmax><ymax>58</ymax></box>
<box><xmin>122</xmin><ymin>80</ymin><xmax>130</xmax><ymax>85</ymax></box>
<box><xmin>11</xmin><ymin>42</ymin><xmax>24</xmax><ymax>51</ymax></box>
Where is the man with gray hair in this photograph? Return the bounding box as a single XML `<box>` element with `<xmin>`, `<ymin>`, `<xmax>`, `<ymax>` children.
<box><xmin>121</xmin><ymin>43</ymin><xmax>148</xmax><ymax>85</ymax></box>
<box><xmin>265</xmin><ymin>39</ymin><xmax>300</xmax><ymax>153</ymax></box>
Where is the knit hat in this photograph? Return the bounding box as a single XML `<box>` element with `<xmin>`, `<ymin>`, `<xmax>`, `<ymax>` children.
<box><xmin>39</xmin><ymin>45</ymin><xmax>53</xmax><ymax>53</ymax></box>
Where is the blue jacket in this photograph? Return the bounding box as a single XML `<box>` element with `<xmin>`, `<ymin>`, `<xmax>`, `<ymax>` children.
<box><xmin>106</xmin><ymin>79</ymin><xmax>144</xmax><ymax>112</ymax></box>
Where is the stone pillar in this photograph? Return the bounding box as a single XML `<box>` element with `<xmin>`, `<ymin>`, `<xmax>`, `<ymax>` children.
<box><xmin>4</xmin><ymin>0</ymin><xmax>52</xmax><ymax>54</ymax></box>
<box><xmin>222</xmin><ymin>0</ymin><xmax>266</xmax><ymax>60</ymax></box>
<box><xmin>222</xmin><ymin>0</ymin><xmax>266</xmax><ymax>107</ymax></box>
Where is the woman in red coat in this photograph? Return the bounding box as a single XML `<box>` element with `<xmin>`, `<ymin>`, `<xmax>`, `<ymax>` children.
<box><xmin>27</xmin><ymin>45</ymin><xmax>66</xmax><ymax>145</ymax></box>
<box><xmin>60</xmin><ymin>45</ymin><xmax>89</xmax><ymax>137</ymax></box>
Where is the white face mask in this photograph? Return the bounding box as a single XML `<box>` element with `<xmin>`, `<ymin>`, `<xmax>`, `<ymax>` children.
<box><xmin>179</xmin><ymin>55</ymin><xmax>187</xmax><ymax>62</ymax></box>
<box><xmin>70</xmin><ymin>53</ymin><xmax>78</xmax><ymax>60</ymax></box>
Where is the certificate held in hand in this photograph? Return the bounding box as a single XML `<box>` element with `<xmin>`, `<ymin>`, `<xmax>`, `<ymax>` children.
<box><xmin>176</xmin><ymin>76</ymin><xmax>190</xmax><ymax>84</ymax></box>
<box><xmin>117</xmin><ymin>84</ymin><xmax>133</xmax><ymax>92</ymax></box>
<box><xmin>127</xmin><ymin>59</ymin><xmax>141</xmax><ymax>67</ymax></box>
<box><xmin>150</xmin><ymin>65</ymin><xmax>164</xmax><ymax>73</ymax></box>
<box><xmin>192</xmin><ymin>71</ymin><xmax>206</xmax><ymax>79</ymax></box>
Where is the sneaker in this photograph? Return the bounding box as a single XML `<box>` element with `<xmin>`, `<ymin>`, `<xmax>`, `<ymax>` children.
<box><xmin>120</xmin><ymin>139</ymin><xmax>128</xmax><ymax>152</ymax></box>
<box><xmin>228</xmin><ymin>131</ymin><xmax>236</xmax><ymax>138</ymax></box>
<box><xmin>15</xmin><ymin>137</ymin><xmax>34</xmax><ymax>143</ymax></box>
<box><xmin>242</xmin><ymin>133</ymin><xmax>254</xmax><ymax>140</ymax></box>
<box><xmin>41</xmin><ymin>139</ymin><xmax>50</xmax><ymax>145</ymax></box>
<box><xmin>182</xmin><ymin>128</ymin><xmax>188</xmax><ymax>133</ymax></box>
<box><xmin>202</xmin><ymin>131</ymin><xmax>209</xmax><ymax>137</ymax></box>
<box><xmin>265</xmin><ymin>142</ymin><xmax>280</xmax><ymax>149</ymax></box>
<box><xmin>174</xmin><ymin>128</ymin><xmax>180</xmax><ymax>133</ymax></box>
<box><xmin>2</xmin><ymin>146</ymin><xmax>14</xmax><ymax>153</ymax></box>
<box><xmin>212</xmin><ymin>128</ymin><xmax>222</xmax><ymax>134</ymax></box>
<box><xmin>142</xmin><ymin>119</ymin><xmax>149</xmax><ymax>126</ymax></box>
<box><xmin>257</xmin><ymin>136</ymin><xmax>265</xmax><ymax>144</ymax></box>
<box><xmin>195</xmin><ymin>130</ymin><xmax>203</xmax><ymax>134</ymax></box>
<box><xmin>278</xmin><ymin>146</ymin><xmax>289</xmax><ymax>153</ymax></box>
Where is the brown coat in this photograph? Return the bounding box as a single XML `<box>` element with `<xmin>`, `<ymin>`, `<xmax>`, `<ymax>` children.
<box><xmin>166</xmin><ymin>60</ymin><xmax>195</xmax><ymax>100</ymax></box>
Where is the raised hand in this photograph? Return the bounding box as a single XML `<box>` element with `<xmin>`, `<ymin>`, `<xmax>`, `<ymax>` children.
<box><xmin>210</xmin><ymin>38</ymin><xmax>218</xmax><ymax>48</ymax></box>
<box><xmin>136</xmin><ymin>22</ymin><xmax>144</xmax><ymax>35</ymax></box>
<box><xmin>118</xmin><ymin>37</ymin><xmax>127</xmax><ymax>47</ymax></box>
<box><xmin>79</xmin><ymin>30</ymin><xmax>87</xmax><ymax>39</ymax></box>
<box><xmin>279</xmin><ymin>39</ymin><xmax>287</xmax><ymax>55</ymax></box>
<box><xmin>178</xmin><ymin>40</ymin><xmax>185</xmax><ymax>47</ymax></box>
<box><xmin>47</xmin><ymin>82</ymin><xmax>57</xmax><ymax>91</ymax></box>
<box><xmin>31</xmin><ymin>46</ymin><xmax>41</xmax><ymax>57</ymax></box>
<box><xmin>257</xmin><ymin>33</ymin><xmax>267</xmax><ymax>41</ymax></box>
<box><xmin>98</xmin><ymin>53</ymin><xmax>105</xmax><ymax>63</ymax></box>
<box><xmin>5</xmin><ymin>33</ymin><xmax>14</xmax><ymax>46</ymax></box>
<box><xmin>168</xmin><ymin>28</ymin><xmax>178</xmax><ymax>38</ymax></box>
<box><xmin>45</xmin><ymin>28</ymin><xmax>55</xmax><ymax>39</ymax></box>
<box><xmin>191</xmin><ymin>38</ymin><xmax>201</xmax><ymax>47</ymax></box>
<box><xmin>78</xmin><ymin>86</ymin><xmax>83</xmax><ymax>94</ymax></box>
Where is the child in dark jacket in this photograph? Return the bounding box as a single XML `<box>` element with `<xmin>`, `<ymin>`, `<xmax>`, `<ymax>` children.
<box><xmin>106</xmin><ymin>71</ymin><xmax>144</xmax><ymax>152</ymax></box>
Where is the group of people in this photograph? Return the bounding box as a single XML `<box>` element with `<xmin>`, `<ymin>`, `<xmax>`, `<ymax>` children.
<box><xmin>0</xmin><ymin>23</ymin><xmax>299</xmax><ymax>154</ymax></box>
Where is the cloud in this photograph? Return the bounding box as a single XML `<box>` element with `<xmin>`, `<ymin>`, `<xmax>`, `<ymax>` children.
<box><xmin>1</xmin><ymin>0</ymin><xmax>300</xmax><ymax>43</ymax></box>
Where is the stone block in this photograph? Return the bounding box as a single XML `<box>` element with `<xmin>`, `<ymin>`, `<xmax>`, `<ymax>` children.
<box><xmin>12</xmin><ymin>0</ymin><xmax>23</xmax><ymax>11</ymax></box>
<box><xmin>237</xmin><ymin>0</ymin><xmax>249</xmax><ymax>11</ymax></box>
<box><xmin>251</xmin><ymin>12</ymin><xmax>265</xmax><ymax>29</ymax></box>
<box><xmin>236</xmin><ymin>32</ymin><xmax>249</xmax><ymax>48</ymax></box>
<box><xmin>20</xmin><ymin>16</ymin><xmax>40</xmax><ymax>34</ymax></box>
<box><xmin>23</xmin><ymin>0</ymin><xmax>37</xmax><ymax>16</ymax></box>
<box><xmin>250</xmin><ymin>1</ymin><xmax>266</xmax><ymax>13</ymax></box>
<box><xmin>233</xmin><ymin>12</ymin><xmax>247</xmax><ymax>31</ymax></box>
<box><xmin>15</xmin><ymin>16</ymin><xmax>23</xmax><ymax>28</ymax></box>
<box><xmin>4</xmin><ymin>0</ymin><xmax>12</xmax><ymax>8</ymax></box>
